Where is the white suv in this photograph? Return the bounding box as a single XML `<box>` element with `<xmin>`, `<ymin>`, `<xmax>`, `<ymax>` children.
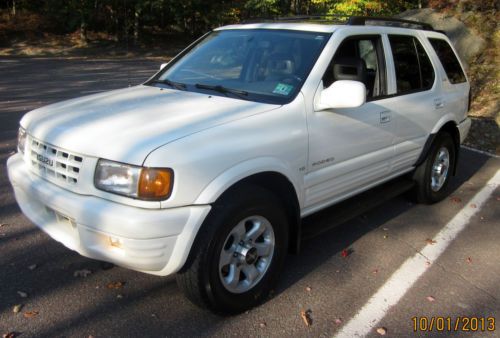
<box><xmin>8</xmin><ymin>17</ymin><xmax>471</xmax><ymax>313</ymax></box>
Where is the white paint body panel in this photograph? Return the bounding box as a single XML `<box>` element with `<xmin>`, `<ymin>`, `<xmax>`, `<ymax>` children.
<box><xmin>20</xmin><ymin>85</ymin><xmax>278</xmax><ymax>166</ymax></box>
<box><xmin>7</xmin><ymin>23</ymin><xmax>470</xmax><ymax>276</ymax></box>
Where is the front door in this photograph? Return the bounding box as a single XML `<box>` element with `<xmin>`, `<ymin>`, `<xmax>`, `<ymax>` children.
<box><xmin>303</xmin><ymin>34</ymin><xmax>397</xmax><ymax>212</ymax></box>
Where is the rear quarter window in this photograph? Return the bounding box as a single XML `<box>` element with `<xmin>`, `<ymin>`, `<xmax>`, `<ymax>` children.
<box><xmin>428</xmin><ymin>38</ymin><xmax>467</xmax><ymax>84</ymax></box>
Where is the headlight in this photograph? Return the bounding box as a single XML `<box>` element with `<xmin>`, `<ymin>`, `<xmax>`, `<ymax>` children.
<box><xmin>18</xmin><ymin>127</ymin><xmax>27</xmax><ymax>154</ymax></box>
<box><xmin>94</xmin><ymin>159</ymin><xmax>173</xmax><ymax>201</ymax></box>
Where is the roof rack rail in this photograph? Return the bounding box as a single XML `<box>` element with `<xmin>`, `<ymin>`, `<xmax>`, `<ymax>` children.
<box><xmin>241</xmin><ymin>15</ymin><xmax>348</xmax><ymax>24</ymax></box>
<box><xmin>240</xmin><ymin>15</ymin><xmax>436</xmax><ymax>32</ymax></box>
<box><xmin>347</xmin><ymin>16</ymin><xmax>434</xmax><ymax>31</ymax></box>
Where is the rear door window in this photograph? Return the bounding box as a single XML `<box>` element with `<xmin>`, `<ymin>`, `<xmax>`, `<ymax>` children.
<box><xmin>428</xmin><ymin>38</ymin><xmax>466</xmax><ymax>84</ymax></box>
<box><xmin>389</xmin><ymin>35</ymin><xmax>435</xmax><ymax>94</ymax></box>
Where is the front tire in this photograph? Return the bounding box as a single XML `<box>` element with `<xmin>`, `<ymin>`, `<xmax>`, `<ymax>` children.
<box><xmin>413</xmin><ymin>132</ymin><xmax>456</xmax><ymax>204</ymax></box>
<box><xmin>176</xmin><ymin>185</ymin><xmax>288</xmax><ymax>313</ymax></box>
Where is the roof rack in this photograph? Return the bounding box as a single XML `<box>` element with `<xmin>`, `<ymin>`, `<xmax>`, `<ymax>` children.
<box><xmin>241</xmin><ymin>15</ymin><xmax>435</xmax><ymax>31</ymax></box>
<box><xmin>241</xmin><ymin>15</ymin><xmax>348</xmax><ymax>25</ymax></box>
<box><xmin>347</xmin><ymin>16</ymin><xmax>434</xmax><ymax>31</ymax></box>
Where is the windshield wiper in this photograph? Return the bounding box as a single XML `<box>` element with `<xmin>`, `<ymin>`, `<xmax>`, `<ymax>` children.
<box><xmin>195</xmin><ymin>83</ymin><xmax>248</xmax><ymax>98</ymax></box>
<box><xmin>151</xmin><ymin>78</ymin><xmax>186</xmax><ymax>91</ymax></box>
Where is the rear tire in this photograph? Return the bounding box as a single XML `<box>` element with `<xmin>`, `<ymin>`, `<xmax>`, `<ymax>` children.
<box><xmin>176</xmin><ymin>185</ymin><xmax>288</xmax><ymax>314</ymax></box>
<box><xmin>412</xmin><ymin>132</ymin><xmax>456</xmax><ymax>204</ymax></box>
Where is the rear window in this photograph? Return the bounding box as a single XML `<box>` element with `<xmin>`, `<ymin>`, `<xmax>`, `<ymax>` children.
<box><xmin>389</xmin><ymin>35</ymin><xmax>435</xmax><ymax>94</ymax></box>
<box><xmin>428</xmin><ymin>38</ymin><xmax>466</xmax><ymax>84</ymax></box>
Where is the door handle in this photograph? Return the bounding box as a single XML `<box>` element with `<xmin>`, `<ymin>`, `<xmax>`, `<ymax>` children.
<box><xmin>380</xmin><ymin>110</ymin><xmax>391</xmax><ymax>124</ymax></box>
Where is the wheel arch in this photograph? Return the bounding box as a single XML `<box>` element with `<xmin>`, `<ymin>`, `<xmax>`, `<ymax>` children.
<box><xmin>221</xmin><ymin>172</ymin><xmax>302</xmax><ymax>254</ymax></box>
<box><xmin>417</xmin><ymin>120</ymin><xmax>460</xmax><ymax>175</ymax></box>
<box><xmin>194</xmin><ymin>167</ymin><xmax>302</xmax><ymax>257</ymax></box>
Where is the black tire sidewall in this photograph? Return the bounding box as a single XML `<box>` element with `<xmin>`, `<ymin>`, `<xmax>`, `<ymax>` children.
<box><xmin>419</xmin><ymin>133</ymin><xmax>456</xmax><ymax>203</ymax></box>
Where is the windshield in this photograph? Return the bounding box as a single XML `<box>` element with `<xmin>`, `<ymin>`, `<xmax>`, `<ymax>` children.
<box><xmin>149</xmin><ymin>29</ymin><xmax>330</xmax><ymax>104</ymax></box>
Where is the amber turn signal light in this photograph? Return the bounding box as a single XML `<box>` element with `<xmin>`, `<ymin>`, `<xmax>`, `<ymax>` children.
<box><xmin>138</xmin><ymin>168</ymin><xmax>173</xmax><ymax>200</ymax></box>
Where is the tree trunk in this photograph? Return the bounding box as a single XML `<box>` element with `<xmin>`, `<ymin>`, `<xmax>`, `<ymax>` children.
<box><xmin>80</xmin><ymin>16</ymin><xmax>88</xmax><ymax>42</ymax></box>
<box><xmin>134</xmin><ymin>4</ymin><xmax>141</xmax><ymax>44</ymax></box>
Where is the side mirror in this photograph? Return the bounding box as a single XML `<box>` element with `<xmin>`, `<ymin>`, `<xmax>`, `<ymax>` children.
<box><xmin>160</xmin><ymin>63</ymin><xmax>168</xmax><ymax>70</ymax></box>
<box><xmin>315</xmin><ymin>80</ymin><xmax>366</xmax><ymax>110</ymax></box>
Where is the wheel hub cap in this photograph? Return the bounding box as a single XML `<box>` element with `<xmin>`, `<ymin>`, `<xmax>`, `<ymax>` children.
<box><xmin>218</xmin><ymin>216</ymin><xmax>275</xmax><ymax>294</ymax></box>
<box><xmin>431</xmin><ymin>147</ymin><xmax>450</xmax><ymax>192</ymax></box>
<box><xmin>243</xmin><ymin>247</ymin><xmax>258</xmax><ymax>265</ymax></box>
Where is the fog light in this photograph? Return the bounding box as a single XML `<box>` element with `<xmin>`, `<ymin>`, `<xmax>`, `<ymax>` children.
<box><xmin>109</xmin><ymin>237</ymin><xmax>123</xmax><ymax>248</ymax></box>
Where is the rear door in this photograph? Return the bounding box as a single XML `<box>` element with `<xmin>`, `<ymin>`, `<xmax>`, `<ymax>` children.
<box><xmin>385</xmin><ymin>33</ymin><xmax>439</xmax><ymax>172</ymax></box>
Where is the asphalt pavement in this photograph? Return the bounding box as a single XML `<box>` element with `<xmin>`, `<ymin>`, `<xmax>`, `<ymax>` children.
<box><xmin>0</xmin><ymin>57</ymin><xmax>498</xmax><ymax>337</ymax></box>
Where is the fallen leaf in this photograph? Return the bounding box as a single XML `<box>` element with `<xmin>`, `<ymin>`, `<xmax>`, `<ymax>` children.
<box><xmin>383</xmin><ymin>235</ymin><xmax>388</xmax><ymax>239</ymax></box>
<box><xmin>73</xmin><ymin>269</ymin><xmax>92</xmax><ymax>278</ymax></box>
<box><xmin>300</xmin><ymin>309</ymin><xmax>313</xmax><ymax>327</ymax></box>
<box><xmin>341</xmin><ymin>249</ymin><xmax>352</xmax><ymax>258</ymax></box>
<box><xmin>376</xmin><ymin>327</ymin><xmax>387</xmax><ymax>335</ymax></box>
<box><xmin>466</xmin><ymin>257</ymin><xmax>472</xmax><ymax>263</ymax></box>
<box><xmin>107</xmin><ymin>281</ymin><xmax>125</xmax><ymax>289</ymax></box>
<box><xmin>28</xmin><ymin>264</ymin><xmax>37</xmax><ymax>271</ymax></box>
<box><xmin>259</xmin><ymin>322</ymin><xmax>267</xmax><ymax>328</ymax></box>
<box><xmin>450</xmin><ymin>197</ymin><xmax>462</xmax><ymax>203</ymax></box>
<box><xmin>334</xmin><ymin>318</ymin><xmax>343</xmax><ymax>325</ymax></box>
<box><xmin>23</xmin><ymin>311</ymin><xmax>39</xmax><ymax>318</ymax></box>
<box><xmin>470</xmin><ymin>203</ymin><xmax>477</xmax><ymax>208</ymax></box>
<box><xmin>3</xmin><ymin>332</ymin><xmax>16</xmax><ymax>338</ymax></box>
<box><xmin>372</xmin><ymin>269</ymin><xmax>378</xmax><ymax>275</ymax></box>
<box><xmin>426</xmin><ymin>296</ymin><xmax>435</xmax><ymax>302</ymax></box>
<box><xmin>17</xmin><ymin>291</ymin><xmax>28</xmax><ymax>298</ymax></box>
<box><xmin>12</xmin><ymin>304</ymin><xmax>23</xmax><ymax>313</ymax></box>
<box><xmin>425</xmin><ymin>238</ymin><xmax>437</xmax><ymax>245</ymax></box>
<box><xmin>305</xmin><ymin>286</ymin><xmax>312</xmax><ymax>292</ymax></box>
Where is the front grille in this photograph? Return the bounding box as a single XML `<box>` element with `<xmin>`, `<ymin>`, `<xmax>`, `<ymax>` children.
<box><xmin>28</xmin><ymin>137</ymin><xmax>84</xmax><ymax>185</ymax></box>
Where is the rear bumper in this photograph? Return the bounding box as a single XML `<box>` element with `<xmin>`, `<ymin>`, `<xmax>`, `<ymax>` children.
<box><xmin>7</xmin><ymin>153</ymin><xmax>210</xmax><ymax>276</ymax></box>
<box><xmin>457</xmin><ymin>118</ymin><xmax>471</xmax><ymax>143</ymax></box>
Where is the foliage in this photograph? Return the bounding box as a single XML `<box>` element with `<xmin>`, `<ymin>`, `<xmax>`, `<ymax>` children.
<box><xmin>0</xmin><ymin>0</ymin><xmax>429</xmax><ymax>40</ymax></box>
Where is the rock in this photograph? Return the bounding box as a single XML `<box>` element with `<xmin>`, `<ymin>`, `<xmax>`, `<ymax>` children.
<box><xmin>395</xmin><ymin>9</ymin><xmax>486</xmax><ymax>67</ymax></box>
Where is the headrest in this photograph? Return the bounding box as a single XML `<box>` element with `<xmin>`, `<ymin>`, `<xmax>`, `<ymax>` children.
<box><xmin>267</xmin><ymin>53</ymin><xmax>295</xmax><ymax>76</ymax></box>
<box><xmin>333</xmin><ymin>58</ymin><xmax>367</xmax><ymax>83</ymax></box>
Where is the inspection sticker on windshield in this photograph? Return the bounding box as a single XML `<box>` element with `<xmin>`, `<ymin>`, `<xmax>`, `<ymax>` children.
<box><xmin>273</xmin><ymin>83</ymin><xmax>294</xmax><ymax>96</ymax></box>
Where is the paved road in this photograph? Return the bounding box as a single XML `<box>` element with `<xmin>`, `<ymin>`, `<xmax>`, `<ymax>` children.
<box><xmin>0</xmin><ymin>57</ymin><xmax>499</xmax><ymax>337</ymax></box>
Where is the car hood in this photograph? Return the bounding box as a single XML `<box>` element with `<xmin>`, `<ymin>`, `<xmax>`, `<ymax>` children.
<box><xmin>21</xmin><ymin>85</ymin><xmax>278</xmax><ymax>165</ymax></box>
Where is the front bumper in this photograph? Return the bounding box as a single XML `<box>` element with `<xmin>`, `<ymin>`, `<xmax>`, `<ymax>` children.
<box><xmin>7</xmin><ymin>153</ymin><xmax>211</xmax><ymax>276</ymax></box>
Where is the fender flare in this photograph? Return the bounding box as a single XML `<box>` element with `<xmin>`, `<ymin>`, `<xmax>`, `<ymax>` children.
<box><xmin>194</xmin><ymin>157</ymin><xmax>302</xmax><ymax>206</ymax></box>
<box><xmin>415</xmin><ymin>116</ymin><xmax>460</xmax><ymax>173</ymax></box>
